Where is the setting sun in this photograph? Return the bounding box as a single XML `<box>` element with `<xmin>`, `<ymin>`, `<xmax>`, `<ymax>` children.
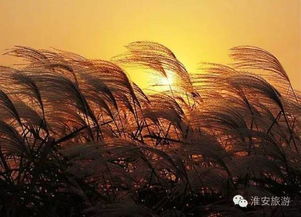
<box><xmin>152</xmin><ymin>70</ymin><xmax>176</xmax><ymax>92</ymax></box>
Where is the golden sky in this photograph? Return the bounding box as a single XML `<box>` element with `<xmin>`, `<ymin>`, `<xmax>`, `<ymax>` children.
<box><xmin>0</xmin><ymin>0</ymin><xmax>300</xmax><ymax>90</ymax></box>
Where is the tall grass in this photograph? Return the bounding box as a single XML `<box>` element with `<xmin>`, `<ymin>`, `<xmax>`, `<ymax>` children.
<box><xmin>0</xmin><ymin>42</ymin><xmax>300</xmax><ymax>217</ymax></box>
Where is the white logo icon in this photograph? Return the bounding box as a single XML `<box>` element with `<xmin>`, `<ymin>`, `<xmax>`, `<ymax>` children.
<box><xmin>233</xmin><ymin>195</ymin><xmax>248</xmax><ymax>208</ymax></box>
<box><xmin>238</xmin><ymin>199</ymin><xmax>248</xmax><ymax>207</ymax></box>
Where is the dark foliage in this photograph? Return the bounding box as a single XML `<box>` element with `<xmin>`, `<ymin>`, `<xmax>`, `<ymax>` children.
<box><xmin>0</xmin><ymin>42</ymin><xmax>300</xmax><ymax>217</ymax></box>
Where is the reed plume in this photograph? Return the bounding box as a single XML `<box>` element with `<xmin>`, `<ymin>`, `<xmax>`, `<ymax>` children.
<box><xmin>0</xmin><ymin>42</ymin><xmax>300</xmax><ymax>217</ymax></box>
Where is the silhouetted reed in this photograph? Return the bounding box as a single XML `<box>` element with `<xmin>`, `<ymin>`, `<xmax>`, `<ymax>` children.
<box><xmin>0</xmin><ymin>42</ymin><xmax>300</xmax><ymax>217</ymax></box>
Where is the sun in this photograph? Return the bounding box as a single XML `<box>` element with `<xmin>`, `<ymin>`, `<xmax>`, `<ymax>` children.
<box><xmin>126</xmin><ymin>68</ymin><xmax>177</xmax><ymax>93</ymax></box>
<box><xmin>153</xmin><ymin>70</ymin><xmax>176</xmax><ymax>92</ymax></box>
<box><xmin>159</xmin><ymin>76</ymin><xmax>172</xmax><ymax>86</ymax></box>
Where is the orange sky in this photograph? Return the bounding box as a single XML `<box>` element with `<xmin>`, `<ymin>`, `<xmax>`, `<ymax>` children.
<box><xmin>0</xmin><ymin>0</ymin><xmax>300</xmax><ymax>90</ymax></box>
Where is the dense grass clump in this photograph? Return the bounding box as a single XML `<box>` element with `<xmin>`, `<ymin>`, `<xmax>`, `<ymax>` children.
<box><xmin>0</xmin><ymin>42</ymin><xmax>300</xmax><ymax>217</ymax></box>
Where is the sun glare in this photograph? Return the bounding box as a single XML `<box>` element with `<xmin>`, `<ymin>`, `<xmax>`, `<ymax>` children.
<box><xmin>159</xmin><ymin>76</ymin><xmax>172</xmax><ymax>87</ymax></box>
<box><xmin>153</xmin><ymin>70</ymin><xmax>176</xmax><ymax>92</ymax></box>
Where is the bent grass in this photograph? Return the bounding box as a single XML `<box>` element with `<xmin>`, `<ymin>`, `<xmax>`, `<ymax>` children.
<box><xmin>0</xmin><ymin>42</ymin><xmax>300</xmax><ymax>217</ymax></box>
